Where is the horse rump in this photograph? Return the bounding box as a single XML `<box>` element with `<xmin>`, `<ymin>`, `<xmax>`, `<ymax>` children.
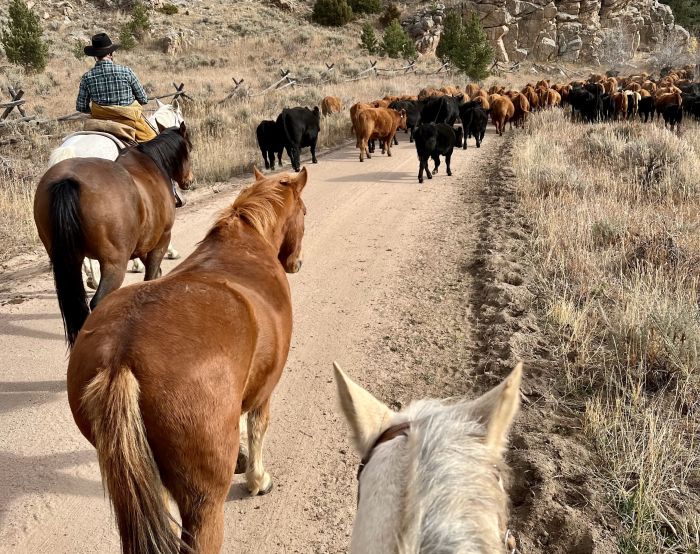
<box><xmin>48</xmin><ymin>179</ymin><xmax>89</xmax><ymax>346</ymax></box>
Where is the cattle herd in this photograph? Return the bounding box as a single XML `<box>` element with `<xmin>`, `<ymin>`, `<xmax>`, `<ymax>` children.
<box><xmin>256</xmin><ymin>66</ymin><xmax>699</xmax><ymax>183</ymax></box>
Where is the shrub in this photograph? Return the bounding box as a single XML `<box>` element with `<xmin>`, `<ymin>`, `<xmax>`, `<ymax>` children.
<box><xmin>381</xmin><ymin>18</ymin><xmax>416</xmax><ymax>59</ymax></box>
<box><xmin>379</xmin><ymin>3</ymin><xmax>401</xmax><ymax>27</ymax></box>
<box><xmin>157</xmin><ymin>3</ymin><xmax>178</xmax><ymax>15</ymax></box>
<box><xmin>129</xmin><ymin>1</ymin><xmax>150</xmax><ymax>39</ymax></box>
<box><xmin>360</xmin><ymin>22</ymin><xmax>378</xmax><ymax>54</ymax></box>
<box><xmin>0</xmin><ymin>0</ymin><xmax>49</xmax><ymax>73</ymax></box>
<box><xmin>349</xmin><ymin>0</ymin><xmax>381</xmax><ymax>15</ymax></box>
<box><xmin>118</xmin><ymin>25</ymin><xmax>137</xmax><ymax>50</ymax></box>
<box><xmin>435</xmin><ymin>11</ymin><xmax>492</xmax><ymax>81</ymax></box>
<box><xmin>312</xmin><ymin>0</ymin><xmax>353</xmax><ymax>27</ymax></box>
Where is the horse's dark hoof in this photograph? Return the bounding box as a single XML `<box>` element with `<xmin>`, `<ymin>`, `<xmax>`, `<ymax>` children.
<box><xmin>258</xmin><ymin>481</ymin><xmax>273</xmax><ymax>496</ymax></box>
<box><xmin>235</xmin><ymin>448</ymin><xmax>248</xmax><ymax>474</ymax></box>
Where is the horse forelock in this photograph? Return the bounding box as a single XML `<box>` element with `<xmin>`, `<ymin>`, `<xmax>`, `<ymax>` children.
<box><xmin>365</xmin><ymin>399</ymin><xmax>508</xmax><ymax>553</ymax></box>
<box><xmin>135</xmin><ymin>128</ymin><xmax>190</xmax><ymax>182</ymax></box>
<box><xmin>207</xmin><ymin>180</ymin><xmax>289</xmax><ymax>244</ymax></box>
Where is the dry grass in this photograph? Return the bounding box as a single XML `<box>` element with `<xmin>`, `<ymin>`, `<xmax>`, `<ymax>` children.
<box><xmin>514</xmin><ymin>110</ymin><xmax>700</xmax><ymax>553</ymax></box>
<box><xmin>0</xmin><ymin>0</ymin><xmax>460</xmax><ymax>262</ymax></box>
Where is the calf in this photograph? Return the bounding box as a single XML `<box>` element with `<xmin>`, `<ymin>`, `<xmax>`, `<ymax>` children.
<box><xmin>467</xmin><ymin>106</ymin><xmax>488</xmax><ymax>148</ymax></box>
<box><xmin>662</xmin><ymin>104</ymin><xmax>683</xmax><ymax>131</ymax></box>
<box><xmin>321</xmin><ymin>96</ymin><xmax>342</xmax><ymax>116</ymax></box>
<box><xmin>276</xmin><ymin>106</ymin><xmax>321</xmax><ymax>172</ymax></box>
<box><xmin>355</xmin><ymin>107</ymin><xmax>407</xmax><ymax>162</ymax></box>
<box><xmin>458</xmin><ymin>100</ymin><xmax>483</xmax><ymax>149</ymax></box>
<box><xmin>413</xmin><ymin>123</ymin><xmax>463</xmax><ymax>184</ymax></box>
<box><xmin>256</xmin><ymin>120</ymin><xmax>283</xmax><ymax>170</ymax></box>
<box><xmin>489</xmin><ymin>94</ymin><xmax>515</xmax><ymax>136</ymax></box>
<box><xmin>639</xmin><ymin>96</ymin><xmax>655</xmax><ymax>123</ymax></box>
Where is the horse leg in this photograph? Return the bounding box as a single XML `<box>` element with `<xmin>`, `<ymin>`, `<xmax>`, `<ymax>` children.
<box><xmin>90</xmin><ymin>262</ymin><xmax>126</xmax><ymax>310</ymax></box>
<box><xmin>236</xmin><ymin>413</ymin><xmax>249</xmax><ymax>474</ymax></box>
<box><xmin>83</xmin><ymin>258</ymin><xmax>100</xmax><ymax>290</ymax></box>
<box><xmin>178</xmin><ymin>492</ymin><xmax>227</xmax><ymax>554</ymax></box>
<box><xmin>144</xmin><ymin>237</ymin><xmax>169</xmax><ymax>281</ymax></box>
<box><xmin>246</xmin><ymin>400</ymin><xmax>273</xmax><ymax>496</ymax></box>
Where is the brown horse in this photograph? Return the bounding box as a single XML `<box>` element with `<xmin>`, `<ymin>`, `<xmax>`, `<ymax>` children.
<box><xmin>66</xmin><ymin>167</ymin><xmax>307</xmax><ymax>554</ymax></box>
<box><xmin>33</xmin><ymin>123</ymin><xmax>193</xmax><ymax>346</ymax></box>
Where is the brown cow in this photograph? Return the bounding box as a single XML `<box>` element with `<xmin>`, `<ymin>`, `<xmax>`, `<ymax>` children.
<box><xmin>355</xmin><ymin>107</ymin><xmax>407</xmax><ymax>162</ymax></box>
<box><xmin>472</xmin><ymin>89</ymin><xmax>491</xmax><ymax>111</ymax></box>
<box><xmin>371</xmin><ymin>99</ymin><xmax>390</xmax><ymax>108</ymax></box>
<box><xmin>546</xmin><ymin>88</ymin><xmax>562</xmax><ymax>109</ymax></box>
<box><xmin>489</xmin><ymin>94</ymin><xmax>515</xmax><ymax>136</ymax></box>
<box><xmin>612</xmin><ymin>92</ymin><xmax>628</xmax><ymax>121</ymax></box>
<box><xmin>465</xmin><ymin>83</ymin><xmax>480</xmax><ymax>98</ymax></box>
<box><xmin>655</xmin><ymin>91</ymin><xmax>683</xmax><ymax>119</ymax></box>
<box><xmin>506</xmin><ymin>91</ymin><xmax>530</xmax><ymax>128</ymax></box>
<box><xmin>350</xmin><ymin>102</ymin><xmax>372</xmax><ymax>140</ymax></box>
<box><xmin>321</xmin><ymin>96</ymin><xmax>342</xmax><ymax>117</ymax></box>
<box><xmin>522</xmin><ymin>85</ymin><xmax>540</xmax><ymax>111</ymax></box>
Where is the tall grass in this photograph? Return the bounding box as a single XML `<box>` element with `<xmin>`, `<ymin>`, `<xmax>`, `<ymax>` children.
<box><xmin>513</xmin><ymin>110</ymin><xmax>700</xmax><ymax>553</ymax></box>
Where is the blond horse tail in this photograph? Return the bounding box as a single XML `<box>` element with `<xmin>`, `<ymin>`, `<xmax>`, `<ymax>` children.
<box><xmin>82</xmin><ymin>367</ymin><xmax>184</xmax><ymax>554</ymax></box>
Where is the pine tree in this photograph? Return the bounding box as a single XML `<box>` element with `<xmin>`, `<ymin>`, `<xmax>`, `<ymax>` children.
<box><xmin>312</xmin><ymin>0</ymin><xmax>353</xmax><ymax>27</ymax></box>
<box><xmin>360</xmin><ymin>22</ymin><xmax>378</xmax><ymax>54</ymax></box>
<box><xmin>435</xmin><ymin>11</ymin><xmax>493</xmax><ymax>81</ymax></box>
<box><xmin>349</xmin><ymin>0</ymin><xmax>381</xmax><ymax>15</ymax></box>
<box><xmin>0</xmin><ymin>0</ymin><xmax>49</xmax><ymax>73</ymax></box>
<box><xmin>381</xmin><ymin>19</ymin><xmax>416</xmax><ymax>59</ymax></box>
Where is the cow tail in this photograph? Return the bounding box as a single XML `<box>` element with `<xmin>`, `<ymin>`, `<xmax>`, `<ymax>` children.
<box><xmin>48</xmin><ymin>179</ymin><xmax>89</xmax><ymax>347</ymax></box>
<box><xmin>82</xmin><ymin>366</ymin><xmax>185</xmax><ymax>554</ymax></box>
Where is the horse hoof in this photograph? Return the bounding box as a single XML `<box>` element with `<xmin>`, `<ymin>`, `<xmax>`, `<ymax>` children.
<box><xmin>247</xmin><ymin>472</ymin><xmax>273</xmax><ymax>496</ymax></box>
<box><xmin>235</xmin><ymin>448</ymin><xmax>249</xmax><ymax>474</ymax></box>
<box><xmin>165</xmin><ymin>250</ymin><xmax>180</xmax><ymax>260</ymax></box>
<box><xmin>128</xmin><ymin>261</ymin><xmax>145</xmax><ymax>273</ymax></box>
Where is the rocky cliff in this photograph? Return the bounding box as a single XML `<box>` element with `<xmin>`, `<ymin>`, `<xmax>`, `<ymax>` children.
<box><xmin>404</xmin><ymin>0</ymin><xmax>690</xmax><ymax>64</ymax></box>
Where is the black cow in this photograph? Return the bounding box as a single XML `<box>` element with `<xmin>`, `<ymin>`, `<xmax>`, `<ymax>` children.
<box><xmin>256</xmin><ymin>120</ymin><xmax>283</xmax><ymax>170</ymax></box>
<box><xmin>638</xmin><ymin>96</ymin><xmax>656</xmax><ymax>123</ymax></box>
<box><xmin>682</xmin><ymin>93</ymin><xmax>700</xmax><ymax>121</ymax></box>
<box><xmin>569</xmin><ymin>86</ymin><xmax>603</xmax><ymax>123</ymax></box>
<box><xmin>458</xmin><ymin>100</ymin><xmax>483</xmax><ymax>149</ymax></box>
<box><xmin>466</xmin><ymin>106</ymin><xmax>488</xmax><ymax>148</ymax></box>
<box><xmin>276</xmin><ymin>106</ymin><xmax>321</xmax><ymax>172</ymax></box>
<box><xmin>413</xmin><ymin>123</ymin><xmax>463</xmax><ymax>184</ymax></box>
<box><xmin>420</xmin><ymin>95</ymin><xmax>461</xmax><ymax>125</ymax></box>
<box><xmin>662</xmin><ymin>104</ymin><xmax>683</xmax><ymax>131</ymax></box>
<box><xmin>389</xmin><ymin>100</ymin><xmax>423</xmax><ymax>142</ymax></box>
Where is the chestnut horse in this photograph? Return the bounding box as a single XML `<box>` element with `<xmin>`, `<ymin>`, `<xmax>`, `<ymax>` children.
<box><xmin>67</xmin><ymin>167</ymin><xmax>307</xmax><ymax>553</ymax></box>
<box><xmin>33</xmin><ymin>123</ymin><xmax>193</xmax><ymax>345</ymax></box>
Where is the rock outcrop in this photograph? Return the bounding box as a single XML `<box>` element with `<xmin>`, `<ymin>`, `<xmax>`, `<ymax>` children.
<box><xmin>403</xmin><ymin>0</ymin><xmax>690</xmax><ymax>64</ymax></box>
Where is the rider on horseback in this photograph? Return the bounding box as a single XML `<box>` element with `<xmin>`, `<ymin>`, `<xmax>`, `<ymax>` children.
<box><xmin>77</xmin><ymin>33</ymin><xmax>157</xmax><ymax>143</ymax></box>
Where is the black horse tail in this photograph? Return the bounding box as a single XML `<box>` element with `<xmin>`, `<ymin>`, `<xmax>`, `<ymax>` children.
<box><xmin>49</xmin><ymin>179</ymin><xmax>89</xmax><ymax>347</ymax></box>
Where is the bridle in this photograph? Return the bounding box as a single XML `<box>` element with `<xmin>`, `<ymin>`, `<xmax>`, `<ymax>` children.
<box><xmin>354</xmin><ymin>421</ymin><xmax>521</xmax><ymax>553</ymax></box>
<box><xmin>356</xmin><ymin>421</ymin><xmax>410</xmax><ymax>503</ymax></box>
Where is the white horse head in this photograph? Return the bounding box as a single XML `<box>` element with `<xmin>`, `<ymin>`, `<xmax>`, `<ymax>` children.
<box><xmin>149</xmin><ymin>98</ymin><xmax>185</xmax><ymax>131</ymax></box>
<box><xmin>334</xmin><ymin>362</ymin><xmax>523</xmax><ymax>554</ymax></box>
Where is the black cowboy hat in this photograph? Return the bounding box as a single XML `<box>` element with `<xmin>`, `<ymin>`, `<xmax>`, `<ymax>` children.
<box><xmin>84</xmin><ymin>33</ymin><xmax>120</xmax><ymax>57</ymax></box>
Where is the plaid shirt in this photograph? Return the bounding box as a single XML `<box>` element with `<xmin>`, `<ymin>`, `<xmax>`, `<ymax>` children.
<box><xmin>76</xmin><ymin>60</ymin><xmax>148</xmax><ymax>113</ymax></box>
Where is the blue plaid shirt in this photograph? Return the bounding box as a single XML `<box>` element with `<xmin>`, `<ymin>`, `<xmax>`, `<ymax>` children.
<box><xmin>76</xmin><ymin>60</ymin><xmax>149</xmax><ymax>113</ymax></box>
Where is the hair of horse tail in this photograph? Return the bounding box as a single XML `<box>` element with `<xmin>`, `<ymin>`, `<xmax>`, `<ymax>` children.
<box><xmin>81</xmin><ymin>366</ymin><xmax>186</xmax><ymax>554</ymax></box>
<box><xmin>49</xmin><ymin>179</ymin><xmax>89</xmax><ymax>346</ymax></box>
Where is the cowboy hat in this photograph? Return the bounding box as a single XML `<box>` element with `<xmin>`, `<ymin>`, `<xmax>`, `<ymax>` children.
<box><xmin>84</xmin><ymin>33</ymin><xmax>120</xmax><ymax>57</ymax></box>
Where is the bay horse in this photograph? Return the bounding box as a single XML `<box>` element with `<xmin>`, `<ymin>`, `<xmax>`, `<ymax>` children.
<box><xmin>66</xmin><ymin>167</ymin><xmax>307</xmax><ymax>553</ymax></box>
<box><xmin>334</xmin><ymin>362</ymin><xmax>523</xmax><ymax>554</ymax></box>
<box><xmin>34</xmin><ymin>123</ymin><xmax>193</xmax><ymax>346</ymax></box>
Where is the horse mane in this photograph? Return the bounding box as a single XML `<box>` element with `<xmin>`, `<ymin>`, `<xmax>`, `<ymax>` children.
<box><xmin>206</xmin><ymin>179</ymin><xmax>287</xmax><ymax>243</ymax></box>
<box><xmin>398</xmin><ymin>399</ymin><xmax>509</xmax><ymax>553</ymax></box>
<box><xmin>135</xmin><ymin>127</ymin><xmax>190</xmax><ymax>182</ymax></box>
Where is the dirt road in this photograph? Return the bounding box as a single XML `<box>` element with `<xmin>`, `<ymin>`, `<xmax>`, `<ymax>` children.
<box><xmin>0</xmin><ymin>131</ymin><xmax>506</xmax><ymax>553</ymax></box>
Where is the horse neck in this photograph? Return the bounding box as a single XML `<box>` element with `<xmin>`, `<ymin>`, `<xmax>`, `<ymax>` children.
<box><xmin>353</xmin><ymin>403</ymin><xmax>507</xmax><ymax>554</ymax></box>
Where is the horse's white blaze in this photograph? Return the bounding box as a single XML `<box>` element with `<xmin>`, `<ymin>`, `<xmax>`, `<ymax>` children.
<box><xmin>334</xmin><ymin>363</ymin><xmax>523</xmax><ymax>554</ymax></box>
